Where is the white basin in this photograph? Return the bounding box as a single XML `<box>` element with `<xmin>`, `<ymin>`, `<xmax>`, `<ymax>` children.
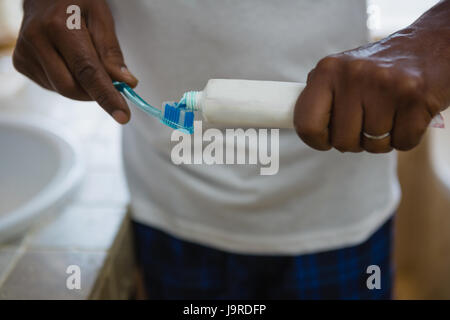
<box><xmin>0</xmin><ymin>115</ymin><xmax>84</xmax><ymax>242</ymax></box>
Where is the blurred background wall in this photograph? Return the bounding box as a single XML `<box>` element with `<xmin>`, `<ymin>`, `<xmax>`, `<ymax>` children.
<box><xmin>0</xmin><ymin>0</ymin><xmax>21</xmax><ymax>52</ymax></box>
<box><xmin>395</xmin><ymin>128</ymin><xmax>450</xmax><ymax>299</ymax></box>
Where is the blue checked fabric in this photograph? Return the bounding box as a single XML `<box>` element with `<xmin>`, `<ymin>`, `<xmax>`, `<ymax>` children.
<box><xmin>133</xmin><ymin>218</ymin><xmax>393</xmax><ymax>300</ymax></box>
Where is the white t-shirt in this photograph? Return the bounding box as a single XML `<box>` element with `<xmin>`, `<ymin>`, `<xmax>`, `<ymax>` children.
<box><xmin>110</xmin><ymin>0</ymin><xmax>401</xmax><ymax>255</ymax></box>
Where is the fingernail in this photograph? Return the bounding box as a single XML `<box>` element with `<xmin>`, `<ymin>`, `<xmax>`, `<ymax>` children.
<box><xmin>112</xmin><ymin>110</ymin><xmax>129</xmax><ymax>124</ymax></box>
<box><xmin>121</xmin><ymin>66</ymin><xmax>137</xmax><ymax>81</ymax></box>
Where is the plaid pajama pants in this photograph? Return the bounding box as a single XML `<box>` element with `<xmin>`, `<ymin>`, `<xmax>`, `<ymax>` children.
<box><xmin>133</xmin><ymin>217</ymin><xmax>394</xmax><ymax>300</ymax></box>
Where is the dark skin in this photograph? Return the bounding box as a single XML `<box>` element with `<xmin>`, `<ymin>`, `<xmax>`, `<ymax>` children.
<box><xmin>13</xmin><ymin>0</ymin><xmax>137</xmax><ymax>124</ymax></box>
<box><xmin>14</xmin><ymin>0</ymin><xmax>450</xmax><ymax>153</ymax></box>
<box><xmin>294</xmin><ymin>0</ymin><xmax>450</xmax><ymax>153</ymax></box>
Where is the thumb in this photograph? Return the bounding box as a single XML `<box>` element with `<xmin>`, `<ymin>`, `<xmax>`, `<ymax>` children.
<box><xmin>86</xmin><ymin>1</ymin><xmax>138</xmax><ymax>88</ymax></box>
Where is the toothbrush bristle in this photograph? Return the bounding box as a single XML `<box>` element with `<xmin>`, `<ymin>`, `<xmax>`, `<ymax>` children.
<box><xmin>184</xmin><ymin>112</ymin><xmax>194</xmax><ymax>128</ymax></box>
<box><xmin>165</xmin><ymin>105</ymin><xmax>180</xmax><ymax>124</ymax></box>
<box><xmin>162</xmin><ymin>103</ymin><xmax>194</xmax><ymax>134</ymax></box>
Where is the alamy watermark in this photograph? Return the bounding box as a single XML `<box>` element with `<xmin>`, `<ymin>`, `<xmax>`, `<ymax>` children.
<box><xmin>66</xmin><ymin>265</ymin><xmax>81</xmax><ymax>290</ymax></box>
<box><xmin>366</xmin><ymin>265</ymin><xmax>381</xmax><ymax>290</ymax></box>
<box><xmin>170</xmin><ymin>121</ymin><xmax>280</xmax><ymax>175</ymax></box>
<box><xmin>66</xmin><ymin>5</ymin><xmax>81</xmax><ymax>30</ymax></box>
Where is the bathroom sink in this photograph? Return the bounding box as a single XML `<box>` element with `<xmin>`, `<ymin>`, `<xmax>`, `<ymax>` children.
<box><xmin>0</xmin><ymin>115</ymin><xmax>84</xmax><ymax>242</ymax></box>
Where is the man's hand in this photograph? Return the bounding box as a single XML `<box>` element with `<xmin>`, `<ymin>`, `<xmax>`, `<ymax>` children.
<box><xmin>294</xmin><ymin>1</ymin><xmax>450</xmax><ymax>153</ymax></box>
<box><xmin>13</xmin><ymin>0</ymin><xmax>138</xmax><ymax>124</ymax></box>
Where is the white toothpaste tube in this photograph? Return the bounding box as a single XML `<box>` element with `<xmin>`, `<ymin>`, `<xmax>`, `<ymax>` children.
<box><xmin>180</xmin><ymin>79</ymin><xmax>445</xmax><ymax>129</ymax></box>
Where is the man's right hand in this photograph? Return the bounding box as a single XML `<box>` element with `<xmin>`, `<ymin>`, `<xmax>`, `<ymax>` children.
<box><xmin>13</xmin><ymin>0</ymin><xmax>138</xmax><ymax>124</ymax></box>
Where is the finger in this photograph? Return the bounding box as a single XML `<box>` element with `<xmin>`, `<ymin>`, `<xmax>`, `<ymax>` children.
<box><xmin>294</xmin><ymin>71</ymin><xmax>333</xmax><ymax>150</ymax></box>
<box><xmin>391</xmin><ymin>105</ymin><xmax>431</xmax><ymax>151</ymax></box>
<box><xmin>361</xmin><ymin>91</ymin><xmax>395</xmax><ymax>153</ymax></box>
<box><xmin>28</xmin><ymin>37</ymin><xmax>91</xmax><ymax>101</ymax></box>
<box><xmin>49</xmin><ymin>22</ymin><xmax>130</xmax><ymax>124</ymax></box>
<box><xmin>329</xmin><ymin>85</ymin><xmax>363</xmax><ymax>152</ymax></box>
<box><xmin>13</xmin><ymin>41</ymin><xmax>52</xmax><ymax>90</ymax></box>
<box><xmin>87</xmin><ymin>1</ymin><xmax>138</xmax><ymax>87</ymax></box>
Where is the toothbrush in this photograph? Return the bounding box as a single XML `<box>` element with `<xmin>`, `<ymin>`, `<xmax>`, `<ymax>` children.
<box><xmin>113</xmin><ymin>81</ymin><xmax>195</xmax><ymax>134</ymax></box>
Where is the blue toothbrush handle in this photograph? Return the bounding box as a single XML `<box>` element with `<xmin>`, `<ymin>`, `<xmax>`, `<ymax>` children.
<box><xmin>113</xmin><ymin>81</ymin><xmax>162</xmax><ymax>119</ymax></box>
<box><xmin>113</xmin><ymin>81</ymin><xmax>195</xmax><ymax>134</ymax></box>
